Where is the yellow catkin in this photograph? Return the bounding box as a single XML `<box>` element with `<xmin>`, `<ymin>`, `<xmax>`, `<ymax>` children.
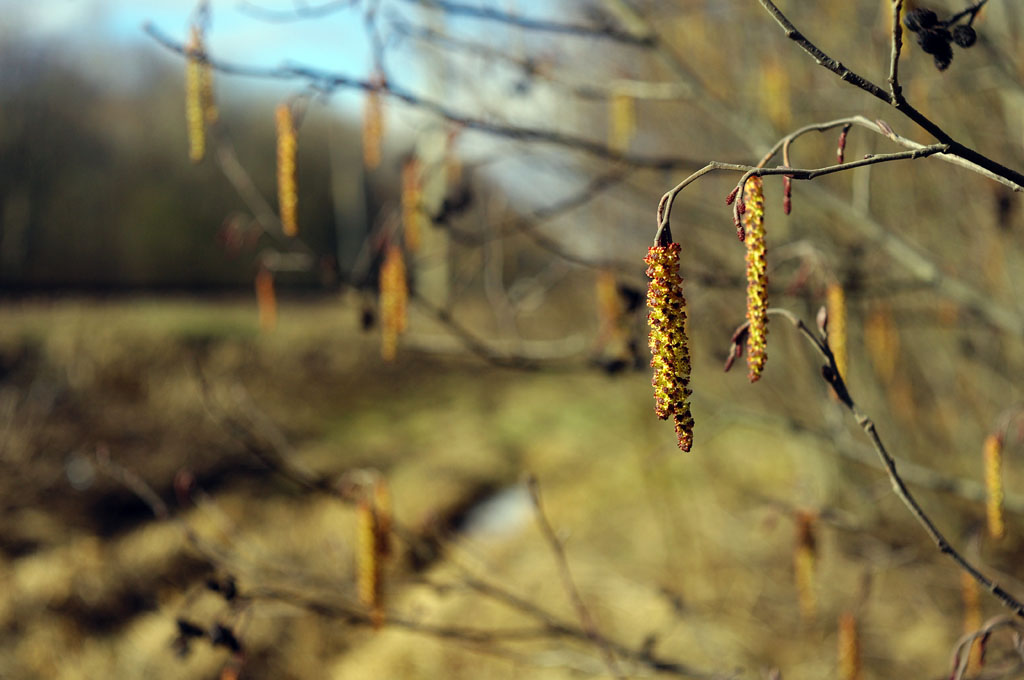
<box><xmin>864</xmin><ymin>303</ymin><xmax>899</xmax><ymax>385</ymax></box>
<box><xmin>743</xmin><ymin>177</ymin><xmax>768</xmax><ymax>382</ymax></box>
<box><xmin>595</xmin><ymin>270</ymin><xmax>627</xmax><ymax>358</ymax></box>
<box><xmin>379</xmin><ymin>245</ymin><xmax>408</xmax><ymax>361</ymax></box>
<box><xmin>254</xmin><ymin>267</ymin><xmax>277</xmax><ymax>332</ymax></box>
<box><xmin>837</xmin><ymin>612</ymin><xmax>862</xmax><ymax>680</ymax></box>
<box><xmin>363</xmin><ymin>73</ymin><xmax>384</xmax><ymax>170</ymax></box>
<box><xmin>445</xmin><ymin>127</ymin><xmax>463</xmax><ymax>186</ymax></box>
<box><xmin>185</xmin><ymin>27</ymin><xmax>205</xmax><ymax>163</ymax></box>
<box><xmin>275</xmin><ymin>103</ymin><xmax>299</xmax><ymax>237</ymax></box>
<box><xmin>645</xmin><ymin>242</ymin><xmax>694</xmax><ymax>452</ymax></box>
<box><xmin>984</xmin><ymin>432</ymin><xmax>1005</xmax><ymax>540</ymax></box>
<box><xmin>961</xmin><ymin>570</ymin><xmax>983</xmax><ymax>674</ymax></box>
<box><xmin>759</xmin><ymin>57</ymin><xmax>791</xmax><ymax>131</ymax></box>
<box><xmin>826</xmin><ymin>282</ymin><xmax>848</xmax><ymax>382</ymax></box>
<box><xmin>199</xmin><ymin>40</ymin><xmax>218</xmax><ymax>125</ymax></box>
<box><xmin>609</xmin><ymin>92</ymin><xmax>636</xmax><ymax>153</ymax></box>
<box><xmin>401</xmin><ymin>156</ymin><xmax>422</xmax><ymax>252</ymax></box>
<box><xmin>357</xmin><ymin>500</ymin><xmax>384</xmax><ymax>628</ymax></box>
<box><xmin>793</xmin><ymin>511</ymin><xmax>817</xmax><ymax>620</ymax></box>
<box><xmin>373</xmin><ymin>477</ymin><xmax>393</xmax><ymax>560</ymax></box>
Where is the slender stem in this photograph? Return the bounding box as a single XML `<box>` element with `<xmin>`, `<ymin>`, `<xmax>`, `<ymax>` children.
<box><xmin>770</xmin><ymin>309</ymin><xmax>1024</xmax><ymax>620</ymax></box>
<box><xmin>756</xmin><ymin>0</ymin><xmax>1024</xmax><ymax>190</ymax></box>
<box><xmin>889</xmin><ymin>0</ymin><xmax>905</xmax><ymax>103</ymax></box>
<box><xmin>655</xmin><ymin>144</ymin><xmax>948</xmax><ymax>244</ymax></box>
<box><xmin>527</xmin><ymin>475</ymin><xmax>626</xmax><ymax>680</ymax></box>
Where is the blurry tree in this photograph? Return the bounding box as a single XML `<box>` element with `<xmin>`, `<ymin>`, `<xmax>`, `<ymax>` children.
<box><xmin>0</xmin><ymin>37</ymin><xmax>349</xmax><ymax>290</ymax></box>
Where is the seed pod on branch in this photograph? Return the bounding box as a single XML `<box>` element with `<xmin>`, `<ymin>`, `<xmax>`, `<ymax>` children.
<box><xmin>379</xmin><ymin>244</ymin><xmax>408</xmax><ymax>362</ymax></box>
<box><xmin>983</xmin><ymin>432</ymin><xmax>1005</xmax><ymax>540</ymax></box>
<box><xmin>645</xmin><ymin>242</ymin><xmax>693</xmax><ymax>452</ymax></box>
<box><xmin>275</xmin><ymin>103</ymin><xmax>299</xmax><ymax>237</ymax></box>
<box><xmin>743</xmin><ymin>177</ymin><xmax>768</xmax><ymax>382</ymax></box>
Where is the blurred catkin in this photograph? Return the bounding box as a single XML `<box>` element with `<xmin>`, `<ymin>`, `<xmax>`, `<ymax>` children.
<box><xmin>379</xmin><ymin>245</ymin><xmax>408</xmax><ymax>362</ymax></box>
<box><xmin>960</xmin><ymin>570</ymin><xmax>983</xmax><ymax>674</ymax></box>
<box><xmin>826</xmin><ymin>283</ymin><xmax>848</xmax><ymax>381</ymax></box>
<box><xmin>743</xmin><ymin>177</ymin><xmax>768</xmax><ymax>382</ymax></box>
<box><xmin>609</xmin><ymin>92</ymin><xmax>636</xmax><ymax>153</ymax></box>
<box><xmin>254</xmin><ymin>267</ymin><xmax>277</xmax><ymax>332</ymax></box>
<box><xmin>373</xmin><ymin>477</ymin><xmax>393</xmax><ymax>560</ymax></box>
<box><xmin>984</xmin><ymin>432</ymin><xmax>1005</xmax><ymax>540</ymax></box>
<box><xmin>357</xmin><ymin>499</ymin><xmax>384</xmax><ymax>628</ymax></box>
<box><xmin>401</xmin><ymin>156</ymin><xmax>422</xmax><ymax>252</ymax></box>
<box><xmin>864</xmin><ymin>303</ymin><xmax>899</xmax><ymax>385</ymax></box>
<box><xmin>793</xmin><ymin>511</ymin><xmax>817</xmax><ymax>620</ymax></box>
<box><xmin>185</xmin><ymin>27</ymin><xmax>206</xmax><ymax>163</ymax></box>
<box><xmin>837</xmin><ymin>612</ymin><xmax>862</xmax><ymax>680</ymax></box>
<box><xmin>596</xmin><ymin>270</ymin><xmax>627</xmax><ymax>359</ymax></box>
<box><xmin>363</xmin><ymin>73</ymin><xmax>385</xmax><ymax>170</ymax></box>
<box><xmin>758</xmin><ymin>57</ymin><xmax>791</xmax><ymax>131</ymax></box>
<box><xmin>645</xmin><ymin>242</ymin><xmax>693</xmax><ymax>452</ymax></box>
<box><xmin>275</xmin><ymin>103</ymin><xmax>299</xmax><ymax>237</ymax></box>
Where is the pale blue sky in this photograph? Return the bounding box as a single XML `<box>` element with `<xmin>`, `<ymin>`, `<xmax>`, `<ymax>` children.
<box><xmin>1</xmin><ymin>1</ymin><xmax>374</xmax><ymax>87</ymax></box>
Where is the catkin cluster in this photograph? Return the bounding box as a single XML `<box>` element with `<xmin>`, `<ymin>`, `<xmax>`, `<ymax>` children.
<box><xmin>275</xmin><ymin>103</ymin><xmax>299</xmax><ymax>237</ymax></box>
<box><xmin>743</xmin><ymin>177</ymin><xmax>768</xmax><ymax>382</ymax></box>
<box><xmin>379</xmin><ymin>245</ymin><xmax>408</xmax><ymax>361</ymax></box>
<box><xmin>645</xmin><ymin>242</ymin><xmax>694</xmax><ymax>452</ymax></box>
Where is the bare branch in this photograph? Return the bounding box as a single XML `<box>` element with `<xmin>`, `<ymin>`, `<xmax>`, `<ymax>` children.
<box><xmin>756</xmin><ymin>0</ymin><xmax>1024</xmax><ymax>190</ymax></box>
<box><xmin>238</xmin><ymin>0</ymin><xmax>358</xmax><ymax>22</ymax></box>
<box><xmin>395</xmin><ymin>0</ymin><xmax>655</xmax><ymax>47</ymax></box>
<box><xmin>144</xmin><ymin>22</ymin><xmax>706</xmax><ymax>171</ymax></box>
<box><xmin>888</xmin><ymin>0</ymin><xmax>905</xmax><ymax>102</ymax></box>
<box><xmin>527</xmin><ymin>475</ymin><xmax>625</xmax><ymax>680</ymax></box>
<box><xmin>768</xmin><ymin>308</ymin><xmax>1024</xmax><ymax>620</ymax></box>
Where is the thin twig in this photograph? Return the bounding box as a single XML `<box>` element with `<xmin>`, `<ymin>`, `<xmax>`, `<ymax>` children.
<box><xmin>145</xmin><ymin>23</ymin><xmax>703</xmax><ymax>171</ymax></box>
<box><xmin>889</xmin><ymin>0</ymin><xmax>905</xmax><ymax>103</ymax></box>
<box><xmin>766</xmin><ymin>308</ymin><xmax>1024</xmax><ymax>620</ymax></box>
<box><xmin>527</xmin><ymin>475</ymin><xmax>626</xmax><ymax>680</ymax></box>
<box><xmin>655</xmin><ymin>144</ymin><xmax>948</xmax><ymax>244</ymax></box>
<box><xmin>395</xmin><ymin>0</ymin><xmax>655</xmax><ymax>47</ymax></box>
<box><xmin>756</xmin><ymin>0</ymin><xmax>1024</xmax><ymax>190</ymax></box>
<box><xmin>238</xmin><ymin>0</ymin><xmax>357</xmax><ymax>22</ymax></box>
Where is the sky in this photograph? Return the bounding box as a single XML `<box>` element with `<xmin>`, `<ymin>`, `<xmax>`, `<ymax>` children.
<box><xmin>0</xmin><ymin>1</ymin><xmax>376</xmax><ymax>95</ymax></box>
<box><xmin>0</xmin><ymin>1</ymin><xmax>615</xmax><ymax>212</ymax></box>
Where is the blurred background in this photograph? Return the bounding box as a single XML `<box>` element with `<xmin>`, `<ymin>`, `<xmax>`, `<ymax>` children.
<box><xmin>2</xmin><ymin>1</ymin><xmax>1024</xmax><ymax>678</ymax></box>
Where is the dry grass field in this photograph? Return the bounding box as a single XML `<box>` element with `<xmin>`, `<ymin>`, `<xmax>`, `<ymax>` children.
<box><xmin>0</xmin><ymin>295</ymin><xmax>1018</xmax><ymax>679</ymax></box>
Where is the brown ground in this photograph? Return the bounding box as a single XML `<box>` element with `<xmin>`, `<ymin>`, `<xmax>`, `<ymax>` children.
<box><xmin>0</xmin><ymin>296</ymin><xmax>1018</xmax><ymax>679</ymax></box>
